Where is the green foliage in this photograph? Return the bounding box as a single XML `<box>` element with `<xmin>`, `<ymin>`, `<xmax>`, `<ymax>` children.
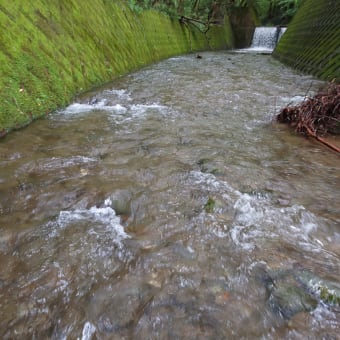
<box><xmin>229</xmin><ymin>0</ymin><xmax>302</xmax><ymax>24</ymax></box>
<box><xmin>275</xmin><ymin>0</ymin><xmax>302</xmax><ymax>23</ymax></box>
<box><xmin>127</xmin><ymin>0</ymin><xmax>225</xmax><ymax>22</ymax></box>
<box><xmin>319</xmin><ymin>286</ymin><xmax>340</xmax><ymax>306</ymax></box>
<box><xmin>204</xmin><ymin>197</ymin><xmax>216</xmax><ymax>213</ymax></box>
<box><xmin>126</xmin><ymin>0</ymin><xmax>301</xmax><ymax>25</ymax></box>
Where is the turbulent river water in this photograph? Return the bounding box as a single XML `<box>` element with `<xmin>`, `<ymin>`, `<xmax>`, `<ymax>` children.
<box><xmin>1</xmin><ymin>51</ymin><xmax>339</xmax><ymax>339</ymax></box>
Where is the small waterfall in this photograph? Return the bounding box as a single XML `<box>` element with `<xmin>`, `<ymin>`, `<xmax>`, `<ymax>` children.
<box><xmin>237</xmin><ymin>26</ymin><xmax>287</xmax><ymax>54</ymax></box>
<box><xmin>251</xmin><ymin>27</ymin><xmax>280</xmax><ymax>50</ymax></box>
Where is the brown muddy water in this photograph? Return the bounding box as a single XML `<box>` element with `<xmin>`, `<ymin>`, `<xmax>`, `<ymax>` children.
<box><xmin>0</xmin><ymin>52</ymin><xmax>339</xmax><ymax>339</ymax></box>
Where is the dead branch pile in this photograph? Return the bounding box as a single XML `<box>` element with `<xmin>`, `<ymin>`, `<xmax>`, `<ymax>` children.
<box><xmin>276</xmin><ymin>83</ymin><xmax>340</xmax><ymax>152</ymax></box>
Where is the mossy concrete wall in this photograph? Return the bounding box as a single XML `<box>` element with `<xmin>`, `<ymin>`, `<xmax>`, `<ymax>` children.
<box><xmin>229</xmin><ymin>7</ymin><xmax>259</xmax><ymax>49</ymax></box>
<box><xmin>273</xmin><ymin>0</ymin><xmax>340</xmax><ymax>82</ymax></box>
<box><xmin>0</xmin><ymin>1</ymin><xmax>233</xmax><ymax>135</ymax></box>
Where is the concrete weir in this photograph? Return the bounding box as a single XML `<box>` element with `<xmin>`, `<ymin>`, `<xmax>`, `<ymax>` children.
<box><xmin>237</xmin><ymin>26</ymin><xmax>287</xmax><ymax>54</ymax></box>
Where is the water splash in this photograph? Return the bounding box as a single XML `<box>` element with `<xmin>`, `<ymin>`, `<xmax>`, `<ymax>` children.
<box><xmin>81</xmin><ymin>321</ymin><xmax>96</xmax><ymax>340</ymax></box>
<box><xmin>61</xmin><ymin>101</ymin><xmax>127</xmax><ymax>115</ymax></box>
<box><xmin>57</xmin><ymin>198</ymin><xmax>130</xmax><ymax>244</ymax></box>
<box><xmin>236</xmin><ymin>26</ymin><xmax>287</xmax><ymax>54</ymax></box>
<box><xmin>251</xmin><ymin>27</ymin><xmax>280</xmax><ymax>50</ymax></box>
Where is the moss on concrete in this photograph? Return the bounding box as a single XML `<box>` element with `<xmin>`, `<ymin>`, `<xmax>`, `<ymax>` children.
<box><xmin>229</xmin><ymin>7</ymin><xmax>260</xmax><ymax>49</ymax></box>
<box><xmin>0</xmin><ymin>1</ymin><xmax>233</xmax><ymax>135</ymax></box>
<box><xmin>273</xmin><ymin>0</ymin><xmax>340</xmax><ymax>82</ymax></box>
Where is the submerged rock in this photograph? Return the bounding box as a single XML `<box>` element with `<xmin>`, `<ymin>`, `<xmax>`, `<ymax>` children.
<box><xmin>296</xmin><ymin>269</ymin><xmax>340</xmax><ymax>308</ymax></box>
<box><xmin>196</xmin><ymin>158</ymin><xmax>223</xmax><ymax>176</ymax></box>
<box><xmin>268</xmin><ymin>278</ymin><xmax>318</xmax><ymax>319</ymax></box>
<box><xmin>90</xmin><ymin>280</ymin><xmax>160</xmax><ymax>336</ymax></box>
<box><xmin>257</xmin><ymin>265</ymin><xmax>340</xmax><ymax>320</ymax></box>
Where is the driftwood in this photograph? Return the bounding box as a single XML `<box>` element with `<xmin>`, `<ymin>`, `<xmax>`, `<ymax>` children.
<box><xmin>277</xmin><ymin>83</ymin><xmax>340</xmax><ymax>153</ymax></box>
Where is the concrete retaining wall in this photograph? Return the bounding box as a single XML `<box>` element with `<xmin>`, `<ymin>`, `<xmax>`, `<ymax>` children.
<box><xmin>273</xmin><ymin>0</ymin><xmax>340</xmax><ymax>82</ymax></box>
<box><xmin>0</xmin><ymin>1</ymin><xmax>233</xmax><ymax>135</ymax></box>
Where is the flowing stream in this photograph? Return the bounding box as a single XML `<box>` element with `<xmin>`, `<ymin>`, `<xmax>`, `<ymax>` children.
<box><xmin>0</xmin><ymin>51</ymin><xmax>339</xmax><ymax>339</ymax></box>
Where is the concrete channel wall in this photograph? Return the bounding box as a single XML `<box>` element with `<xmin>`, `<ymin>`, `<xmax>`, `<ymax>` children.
<box><xmin>273</xmin><ymin>0</ymin><xmax>340</xmax><ymax>82</ymax></box>
<box><xmin>0</xmin><ymin>0</ymin><xmax>233</xmax><ymax>135</ymax></box>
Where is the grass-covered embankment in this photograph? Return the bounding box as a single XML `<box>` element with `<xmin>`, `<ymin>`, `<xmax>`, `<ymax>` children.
<box><xmin>273</xmin><ymin>0</ymin><xmax>340</xmax><ymax>82</ymax></box>
<box><xmin>0</xmin><ymin>0</ymin><xmax>233</xmax><ymax>136</ymax></box>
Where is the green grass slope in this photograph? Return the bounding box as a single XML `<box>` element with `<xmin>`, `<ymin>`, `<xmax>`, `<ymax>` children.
<box><xmin>0</xmin><ymin>0</ymin><xmax>233</xmax><ymax>135</ymax></box>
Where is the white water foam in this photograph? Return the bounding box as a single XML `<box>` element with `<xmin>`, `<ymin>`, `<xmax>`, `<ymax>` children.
<box><xmin>43</xmin><ymin>156</ymin><xmax>96</xmax><ymax>169</ymax></box>
<box><xmin>169</xmin><ymin>56</ymin><xmax>190</xmax><ymax>62</ymax></box>
<box><xmin>279</xmin><ymin>95</ymin><xmax>306</xmax><ymax>106</ymax></box>
<box><xmin>16</xmin><ymin>199</ymin><xmax>132</xmax><ymax>321</ymax></box>
<box><xmin>112</xmin><ymin>103</ymin><xmax>128</xmax><ymax>113</ymax></box>
<box><xmin>103</xmin><ymin>89</ymin><xmax>132</xmax><ymax>101</ymax></box>
<box><xmin>57</xmin><ymin>198</ymin><xmax>130</xmax><ymax>244</ymax></box>
<box><xmin>232</xmin><ymin>192</ymin><xmax>320</xmax><ymax>250</ymax></box>
<box><xmin>188</xmin><ymin>170</ymin><xmax>236</xmax><ymax>195</ymax></box>
<box><xmin>235</xmin><ymin>46</ymin><xmax>274</xmax><ymax>54</ymax></box>
<box><xmin>235</xmin><ymin>27</ymin><xmax>286</xmax><ymax>54</ymax></box>
<box><xmin>81</xmin><ymin>321</ymin><xmax>96</xmax><ymax>340</ymax></box>
<box><xmin>58</xmin><ymin>100</ymin><xmax>128</xmax><ymax>117</ymax></box>
<box><xmin>187</xmin><ymin>170</ymin><xmax>323</xmax><ymax>252</ymax></box>
<box><xmin>15</xmin><ymin>156</ymin><xmax>97</xmax><ymax>176</ymax></box>
<box><xmin>130</xmin><ymin>103</ymin><xmax>168</xmax><ymax>115</ymax></box>
<box><xmin>58</xmin><ymin>98</ymin><xmax>171</xmax><ymax>126</ymax></box>
<box><xmin>113</xmin><ymin>103</ymin><xmax>171</xmax><ymax>124</ymax></box>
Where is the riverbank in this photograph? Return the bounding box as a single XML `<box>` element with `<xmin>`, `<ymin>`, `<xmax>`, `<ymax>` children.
<box><xmin>0</xmin><ymin>1</ymin><xmax>233</xmax><ymax>136</ymax></box>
